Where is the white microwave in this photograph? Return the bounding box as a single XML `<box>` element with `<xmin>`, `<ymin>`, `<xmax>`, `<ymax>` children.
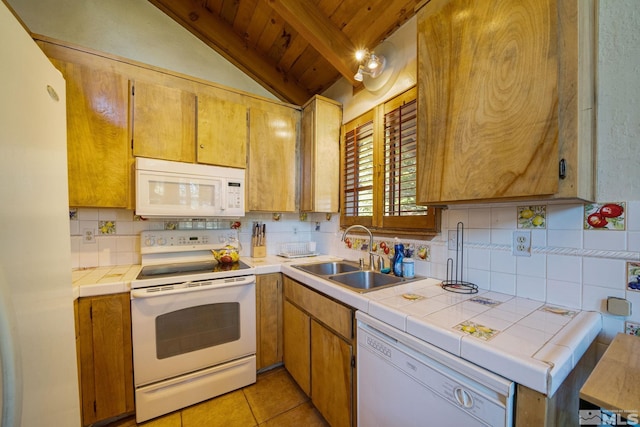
<box><xmin>135</xmin><ymin>158</ymin><xmax>245</xmax><ymax>218</ymax></box>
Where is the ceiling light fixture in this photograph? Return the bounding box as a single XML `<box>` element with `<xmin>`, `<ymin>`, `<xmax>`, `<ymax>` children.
<box><xmin>353</xmin><ymin>49</ymin><xmax>386</xmax><ymax>82</ymax></box>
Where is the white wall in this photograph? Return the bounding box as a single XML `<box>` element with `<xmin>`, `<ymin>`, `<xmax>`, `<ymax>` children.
<box><xmin>5</xmin><ymin>0</ymin><xmax>277</xmax><ymax>100</ymax></box>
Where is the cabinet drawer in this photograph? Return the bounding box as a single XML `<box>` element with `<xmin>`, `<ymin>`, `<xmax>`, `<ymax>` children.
<box><xmin>283</xmin><ymin>277</ymin><xmax>353</xmax><ymax>341</ymax></box>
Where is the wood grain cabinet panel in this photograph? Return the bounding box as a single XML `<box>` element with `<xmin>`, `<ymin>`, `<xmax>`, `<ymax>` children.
<box><xmin>51</xmin><ymin>59</ymin><xmax>131</xmax><ymax>208</ymax></box>
<box><xmin>76</xmin><ymin>293</ymin><xmax>134</xmax><ymax>426</ymax></box>
<box><xmin>256</xmin><ymin>273</ymin><xmax>283</xmax><ymax>371</ymax></box>
<box><xmin>416</xmin><ymin>0</ymin><xmax>595</xmax><ymax>204</ymax></box>
<box><xmin>132</xmin><ymin>80</ymin><xmax>196</xmax><ymax>163</ymax></box>
<box><xmin>197</xmin><ymin>94</ymin><xmax>248</xmax><ymax>168</ymax></box>
<box><xmin>283</xmin><ymin>276</ymin><xmax>355</xmax><ymax>426</ymax></box>
<box><xmin>311</xmin><ymin>319</ymin><xmax>353</xmax><ymax>427</ymax></box>
<box><xmin>300</xmin><ymin>95</ymin><xmax>342</xmax><ymax>213</ymax></box>
<box><xmin>248</xmin><ymin>105</ymin><xmax>300</xmax><ymax>212</ymax></box>
<box><xmin>283</xmin><ymin>299</ymin><xmax>311</xmax><ymax>395</ymax></box>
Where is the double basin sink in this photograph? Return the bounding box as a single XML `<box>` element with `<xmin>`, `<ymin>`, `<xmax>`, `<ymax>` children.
<box><xmin>293</xmin><ymin>261</ymin><xmax>420</xmax><ymax>293</ymax></box>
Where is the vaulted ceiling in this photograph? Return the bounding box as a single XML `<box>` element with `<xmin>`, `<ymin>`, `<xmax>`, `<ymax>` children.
<box><xmin>148</xmin><ymin>0</ymin><xmax>423</xmax><ymax>105</ymax></box>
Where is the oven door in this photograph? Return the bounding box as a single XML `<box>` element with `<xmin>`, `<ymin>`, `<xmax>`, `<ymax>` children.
<box><xmin>130</xmin><ymin>275</ymin><xmax>256</xmax><ymax>387</ymax></box>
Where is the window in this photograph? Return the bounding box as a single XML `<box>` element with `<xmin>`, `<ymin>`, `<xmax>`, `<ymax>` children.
<box><xmin>341</xmin><ymin>87</ymin><xmax>439</xmax><ymax>236</ymax></box>
<box><xmin>342</xmin><ymin>110</ymin><xmax>374</xmax><ymax>227</ymax></box>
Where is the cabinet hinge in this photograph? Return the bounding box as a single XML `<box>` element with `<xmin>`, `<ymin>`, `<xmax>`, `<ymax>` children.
<box><xmin>93</xmin><ymin>400</ymin><xmax>97</xmax><ymax>414</ymax></box>
<box><xmin>559</xmin><ymin>158</ymin><xmax>567</xmax><ymax>180</ymax></box>
<box><xmin>131</xmin><ymin>85</ymin><xmax>135</xmax><ymax>96</ymax></box>
<box><xmin>351</xmin><ymin>355</ymin><xmax>356</xmax><ymax>368</ymax></box>
<box><xmin>89</xmin><ymin>306</ymin><xmax>93</xmax><ymax>320</ymax></box>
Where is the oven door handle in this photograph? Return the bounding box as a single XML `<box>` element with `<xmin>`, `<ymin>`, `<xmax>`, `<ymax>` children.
<box><xmin>131</xmin><ymin>276</ymin><xmax>255</xmax><ymax>299</ymax></box>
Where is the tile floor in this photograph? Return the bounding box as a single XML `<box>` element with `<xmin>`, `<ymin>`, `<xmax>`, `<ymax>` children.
<box><xmin>109</xmin><ymin>367</ymin><xmax>329</xmax><ymax>427</ymax></box>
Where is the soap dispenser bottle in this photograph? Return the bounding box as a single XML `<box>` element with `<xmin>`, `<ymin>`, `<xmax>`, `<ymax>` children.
<box><xmin>392</xmin><ymin>238</ymin><xmax>404</xmax><ymax>277</ymax></box>
<box><xmin>402</xmin><ymin>248</ymin><xmax>415</xmax><ymax>279</ymax></box>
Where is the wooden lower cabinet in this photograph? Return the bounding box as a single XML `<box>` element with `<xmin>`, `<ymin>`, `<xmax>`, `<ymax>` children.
<box><xmin>283</xmin><ymin>276</ymin><xmax>354</xmax><ymax>427</ymax></box>
<box><xmin>256</xmin><ymin>273</ymin><xmax>283</xmax><ymax>371</ymax></box>
<box><xmin>76</xmin><ymin>293</ymin><xmax>134</xmax><ymax>426</ymax></box>
<box><xmin>311</xmin><ymin>319</ymin><xmax>353</xmax><ymax>427</ymax></box>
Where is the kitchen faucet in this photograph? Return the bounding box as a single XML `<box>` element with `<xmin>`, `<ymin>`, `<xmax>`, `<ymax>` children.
<box><xmin>341</xmin><ymin>225</ymin><xmax>377</xmax><ymax>271</ymax></box>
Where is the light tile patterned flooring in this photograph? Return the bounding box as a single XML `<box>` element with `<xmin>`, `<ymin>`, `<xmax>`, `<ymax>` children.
<box><xmin>110</xmin><ymin>367</ymin><xmax>329</xmax><ymax>427</ymax></box>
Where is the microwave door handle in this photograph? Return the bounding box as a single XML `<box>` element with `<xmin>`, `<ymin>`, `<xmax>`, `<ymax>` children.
<box><xmin>220</xmin><ymin>181</ymin><xmax>226</xmax><ymax>213</ymax></box>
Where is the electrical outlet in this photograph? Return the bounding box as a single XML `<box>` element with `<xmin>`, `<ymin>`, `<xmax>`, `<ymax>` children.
<box><xmin>448</xmin><ymin>230</ymin><xmax>458</xmax><ymax>250</ymax></box>
<box><xmin>512</xmin><ymin>231</ymin><xmax>531</xmax><ymax>256</ymax></box>
<box><xmin>82</xmin><ymin>228</ymin><xmax>96</xmax><ymax>244</ymax></box>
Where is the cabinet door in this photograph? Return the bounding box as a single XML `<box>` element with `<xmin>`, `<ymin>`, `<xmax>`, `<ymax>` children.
<box><xmin>301</xmin><ymin>95</ymin><xmax>342</xmax><ymax>213</ymax></box>
<box><xmin>197</xmin><ymin>94</ymin><xmax>247</xmax><ymax>168</ymax></box>
<box><xmin>416</xmin><ymin>0</ymin><xmax>559</xmax><ymax>204</ymax></box>
<box><xmin>132</xmin><ymin>80</ymin><xmax>196</xmax><ymax>162</ymax></box>
<box><xmin>311</xmin><ymin>320</ymin><xmax>353</xmax><ymax>427</ymax></box>
<box><xmin>248</xmin><ymin>106</ymin><xmax>299</xmax><ymax>212</ymax></box>
<box><xmin>256</xmin><ymin>273</ymin><xmax>283</xmax><ymax>370</ymax></box>
<box><xmin>77</xmin><ymin>293</ymin><xmax>134</xmax><ymax>426</ymax></box>
<box><xmin>51</xmin><ymin>59</ymin><xmax>131</xmax><ymax>208</ymax></box>
<box><xmin>283</xmin><ymin>299</ymin><xmax>310</xmax><ymax>395</ymax></box>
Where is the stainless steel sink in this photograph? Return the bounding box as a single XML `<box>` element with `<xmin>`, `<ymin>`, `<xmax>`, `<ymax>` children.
<box><xmin>294</xmin><ymin>261</ymin><xmax>361</xmax><ymax>276</ymax></box>
<box><xmin>294</xmin><ymin>261</ymin><xmax>420</xmax><ymax>293</ymax></box>
<box><xmin>327</xmin><ymin>270</ymin><xmax>406</xmax><ymax>292</ymax></box>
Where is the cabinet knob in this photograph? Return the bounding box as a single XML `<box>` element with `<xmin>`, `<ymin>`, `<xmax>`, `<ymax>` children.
<box><xmin>200</xmin><ymin>144</ymin><xmax>205</xmax><ymax>149</ymax></box>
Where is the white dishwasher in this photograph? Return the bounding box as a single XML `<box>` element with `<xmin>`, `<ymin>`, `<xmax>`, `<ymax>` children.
<box><xmin>357</xmin><ymin>312</ymin><xmax>514</xmax><ymax>427</ymax></box>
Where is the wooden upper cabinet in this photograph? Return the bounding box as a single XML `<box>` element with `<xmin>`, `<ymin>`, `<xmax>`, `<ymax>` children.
<box><xmin>197</xmin><ymin>94</ymin><xmax>247</xmax><ymax>168</ymax></box>
<box><xmin>248</xmin><ymin>105</ymin><xmax>300</xmax><ymax>212</ymax></box>
<box><xmin>300</xmin><ymin>95</ymin><xmax>342</xmax><ymax>213</ymax></box>
<box><xmin>416</xmin><ymin>0</ymin><xmax>595</xmax><ymax>204</ymax></box>
<box><xmin>131</xmin><ymin>80</ymin><xmax>196</xmax><ymax>163</ymax></box>
<box><xmin>51</xmin><ymin>59</ymin><xmax>131</xmax><ymax>208</ymax></box>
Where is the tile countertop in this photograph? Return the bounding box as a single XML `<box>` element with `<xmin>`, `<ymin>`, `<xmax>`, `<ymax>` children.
<box><xmin>72</xmin><ymin>255</ymin><xmax>602</xmax><ymax>397</ymax></box>
<box><xmin>281</xmin><ymin>264</ymin><xmax>602</xmax><ymax>398</ymax></box>
<box><xmin>72</xmin><ymin>264</ymin><xmax>142</xmax><ymax>298</ymax></box>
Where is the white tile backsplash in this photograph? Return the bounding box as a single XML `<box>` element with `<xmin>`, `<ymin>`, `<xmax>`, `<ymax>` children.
<box><xmin>547</xmin><ymin>229</ymin><xmax>582</xmax><ymax>248</ymax></box>
<box><xmin>547</xmin><ymin>204</ymin><xmax>583</xmax><ymax>230</ymax></box>
<box><xmin>582</xmin><ymin>257</ymin><xmax>626</xmax><ymax>289</ymax></box>
<box><xmin>546</xmin><ymin>279</ymin><xmax>582</xmax><ymax>309</ymax></box>
<box><xmin>584</xmin><ymin>229</ymin><xmax>627</xmax><ymax>251</ymax></box>
<box><xmin>71</xmin><ymin>199</ymin><xmax>640</xmax><ymax>348</ymax></box>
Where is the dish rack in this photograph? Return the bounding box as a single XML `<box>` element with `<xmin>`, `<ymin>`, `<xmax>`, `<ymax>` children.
<box><xmin>277</xmin><ymin>242</ymin><xmax>318</xmax><ymax>258</ymax></box>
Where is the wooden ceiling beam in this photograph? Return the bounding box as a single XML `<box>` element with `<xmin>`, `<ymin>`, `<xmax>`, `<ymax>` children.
<box><xmin>148</xmin><ymin>0</ymin><xmax>310</xmax><ymax>105</ymax></box>
<box><xmin>264</xmin><ymin>0</ymin><xmax>360</xmax><ymax>86</ymax></box>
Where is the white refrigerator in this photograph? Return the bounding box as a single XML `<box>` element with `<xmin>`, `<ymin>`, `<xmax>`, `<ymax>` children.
<box><xmin>0</xmin><ymin>2</ymin><xmax>81</xmax><ymax>426</ymax></box>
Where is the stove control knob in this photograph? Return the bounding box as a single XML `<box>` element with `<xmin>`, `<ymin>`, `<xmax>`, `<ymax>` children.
<box><xmin>157</xmin><ymin>238</ymin><xmax>167</xmax><ymax>246</ymax></box>
<box><xmin>145</xmin><ymin>237</ymin><xmax>155</xmax><ymax>247</ymax></box>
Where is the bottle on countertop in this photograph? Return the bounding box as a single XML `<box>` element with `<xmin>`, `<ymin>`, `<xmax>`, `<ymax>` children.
<box><xmin>402</xmin><ymin>248</ymin><xmax>415</xmax><ymax>279</ymax></box>
<box><xmin>392</xmin><ymin>238</ymin><xmax>404</xmax><ymax>277</ymax></box>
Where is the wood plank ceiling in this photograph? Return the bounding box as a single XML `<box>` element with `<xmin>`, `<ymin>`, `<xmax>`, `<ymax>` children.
<box><xmin>148</xmin><ymin>0</ymin><xmax>422</xmax><ymax>105</ymax></box>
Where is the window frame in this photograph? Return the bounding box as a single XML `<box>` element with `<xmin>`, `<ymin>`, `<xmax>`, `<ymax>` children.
<box><xmin>340</xmin><ymin>87</ymin><xmax>440</xmax><ymax>238</ymax></box>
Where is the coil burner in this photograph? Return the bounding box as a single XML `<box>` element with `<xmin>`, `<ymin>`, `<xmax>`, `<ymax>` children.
<box><xmin>441</xmin><ymin>222</ymin><xmax>478</xmax><ymax>294</ymax></box>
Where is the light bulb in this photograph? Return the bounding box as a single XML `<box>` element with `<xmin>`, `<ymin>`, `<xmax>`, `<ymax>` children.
<box><xmin>367</xmin><ymin>54</ymin><xmax>380</xmax><ymax>70</ymax></box>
